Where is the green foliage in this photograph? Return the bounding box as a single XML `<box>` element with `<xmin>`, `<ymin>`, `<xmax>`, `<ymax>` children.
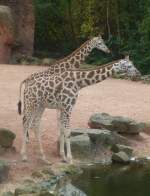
<box><xmin>34</xmin><ymin>0</ymin><xmax>150</xmax><ymax>74</ymax></box>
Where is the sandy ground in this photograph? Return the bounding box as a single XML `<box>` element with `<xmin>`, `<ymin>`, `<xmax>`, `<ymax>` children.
<box><xmin>0</xmin><ymin>64</ymin><xmax>150</xmax><ymax>187</ymax></box>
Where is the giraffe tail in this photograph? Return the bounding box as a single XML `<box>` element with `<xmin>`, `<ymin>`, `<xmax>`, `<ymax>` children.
<box><xmin>18</xmin><ymin>100</ymin><xmax>22</xmax><ymax>115</ymax></box>
<box><xmin>17</xmin><ymin>79</ymin><xmax>26</xmax><ymax>115</ymax></box>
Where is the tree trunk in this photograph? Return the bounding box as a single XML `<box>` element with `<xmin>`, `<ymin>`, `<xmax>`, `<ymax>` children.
<box><xmin>116</xmin><ymin>0</ymin><xmax>121</xmax><ymax>39</ymax></box>
<box><xmin>67</xmin><ymin>0</ymin><xmax>77</xmax><ymax>46</ymax></box>
<box><xmin>106</xmin><ymin>0</ymin><xmax>111</xmax><ymax>40</ymax></box>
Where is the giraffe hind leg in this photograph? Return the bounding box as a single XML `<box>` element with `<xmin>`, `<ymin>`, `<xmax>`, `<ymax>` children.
<box><xmin>57</xmin><ymin>109</ymin><xmax>66</xmax><ymax>161</ymax></box>
<box><xmin>21</xmin><ymin>113</ymin><xmax>33</xmax><ymax>161</ymax></box>
<box><xmin>31</xmin><ymin>108</ymin><xmax>51</xmax><ymax>164</ymax></box>
<box><xmin>60</xmin><ymin>110</ymin><xmax>73</xmax><ymax>164</ymax></box>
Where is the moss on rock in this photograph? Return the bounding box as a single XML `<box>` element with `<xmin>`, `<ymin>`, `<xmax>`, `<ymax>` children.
<box><xmin>0</xmin><ymin>128</ymin><xmax>16</xmax><ymax>148</ymax></box>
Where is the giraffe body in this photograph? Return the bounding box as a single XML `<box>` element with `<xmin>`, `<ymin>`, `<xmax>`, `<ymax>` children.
<box><xmin>18</xmin><ymin>34</ymin><xmax>110</xmax><ymax>147</ymax></box>
<box><xmin>19</xmin><ymin>56</ymin><xmax>140</xmax><ymax>163</ymax></box>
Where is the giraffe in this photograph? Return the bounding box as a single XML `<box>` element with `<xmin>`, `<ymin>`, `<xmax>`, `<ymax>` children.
<box><xmin>19</xmin><ymin>35</ymin><xmax>110</xmax><ymax>141</ymax></box>
<box><xmin>18</xmin><ymin>55</ymin><xmax>140</xmax><ymax>163</ymax></box>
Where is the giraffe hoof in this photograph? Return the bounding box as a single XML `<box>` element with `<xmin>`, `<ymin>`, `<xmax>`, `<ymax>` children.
<box><xmin>22</xmin><ymin>156</ymin><xmax>28</xmax><ymax>162</ymax></box>
<box><xmin>60</xmin><ymin>156</ymin><xmax>68</xmax><ymax>163</ymax></box>
<box><xmin>61</xmin><ymin>159</ymin><xmax>67</xmax><ymax>163</ymax></box>
<box><xmin>66</xmin><ymin>157</ymin><xmax>73</xmax><ymax>164</ymax></box>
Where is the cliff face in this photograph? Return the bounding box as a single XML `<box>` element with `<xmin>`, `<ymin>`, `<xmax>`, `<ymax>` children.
<box><xmin>0</xmin><ymin>6</ymin><xmax>14</xmax><ymax>63</ymax></box>
<box><xmin>0</xmin><ymin>0</ymin><xmax>35</xmax><ymax>58</ymax></box>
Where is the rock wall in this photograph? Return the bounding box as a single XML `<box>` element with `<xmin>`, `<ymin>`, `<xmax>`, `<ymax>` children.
<box><xmin>0</xmin><ymin>0</ymin><xmax>35</xmax><ymax>62</ymax></box>
<box><xmin>0</xmin><ymin>5</ymin><xmax>14</xmax><ymax>63</ymax></box>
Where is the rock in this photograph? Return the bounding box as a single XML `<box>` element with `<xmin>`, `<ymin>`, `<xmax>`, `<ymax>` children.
<box><xmin>0</xmin><ymin>146</ymin><xmax>16</xmax><ymax>155</ymax></box>
<box><xmin>90</xmin><ymin>130</ymin><xmax>128</xmax><ymax>146</ymax></box>
<box><xmin>0</xmin><ymin>128</ymin><xmax>16</xmax><ymax>148</ymax></box>
<box><xmin>111</xmin><ymin>144</ymin><xmax>133</xmax><ymax>157</ymax></box>
<box><xmin>32</xmin><ymin>171</ymin><xmax>44</xmax><ymax>179</ymax></box>
<box><xmin>59</xmin><ymin>165</ymin><xmax>83</xmax><ymax>176</ymax></box>
<box><xmin>71</xmin><ymin>128</ymin><xmax>128</xmax><ymax>164</ymax></box>
<box><xmin>16</xmin><ymin>55</ymin><xmax>41</xmax><ymax>65</ymax></box>
<box><xmin>15</xmin><ymin>194</ymin><xmax>37</xmax><ymax>196</ymax></box>
<box><xmin>0</xmin><ymin>160</ymin><xmax>9</xmax><ymax>183</ymax></box>
<box><xmin>130</xmin><ymin>157</ymin><xmax>150</xmax><ymax>167</ymax></box>
<box><xmin>2</xmin><ymin>192</ymin><xmax>14</xmax><ymax>196</ymax></box>
<box><xmin>38</xmin><ymin>191</ymin><xmax>54</xmax><ymax>196</ymax></box>
<box><xmin>58</xmin><ymin>183</ymin><xmax>87</xmax><ymax>196</ymax></box>
<box><xmin>14</xmin><ymin>185</ymin><xmax>41</xmax><ymax>195</ymax></box>
<box><xmin>141</xmin><ymin>75</ymin><xmax>150</xmax><ymax>84</ymax></box>
<box><xmin>88</xmin><ymin>113</ymin><xmax>113</xmax><ymax>130</ymax></box>
<box><xmin>0</xmin><ymin>146</ymin><xmax>6</xmax><ymax>155</ymax></box>
<box><xmin>88</xmin><ymin>113</ymin><xmax>142</xmax><ymax>134</ymax></box>
<box><xmin>140</xmin><ymin>122</ymin><xmax>150</xmax><ymax>134</ymax></box>
<box><xmin>41</xmin><ymin>168</ymin><xmax>54</xmax><ymax>176</ymax></box>
<box><xmin>1</xmin><ymin>1</ymin><xmax>35</xmax><ymax>58</ymax></box>
<box><xmin>112</xmin><ymin>151</ymin><xmax>130</xmax><ymax>164</ymax></box>
<box><xmin>71</xmin><ymin>134</ymin><xmax>91</xmax><ymax>159</ymax></box>
<box><xmin>112</xmin><ymin>116</ymin><xmax>143</xmax><ymax>134</ymax></box>
<box><xmin>72</xmin><ymin>128</ymin><xmax>128</xmax><ymax>147</ymax></box>
<box><xmin>15</xmin><ymin>180</ymin><xmax>56</xmax><ymax>195</ymax></box>
<box><xmin>0</xmin><ymin>6</ymin><xmax>14</xmax><ymax>63</ymax></box>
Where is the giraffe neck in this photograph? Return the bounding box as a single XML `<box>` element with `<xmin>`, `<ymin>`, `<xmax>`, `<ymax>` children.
<box><xmin>73</xmin><ymin>60</ymin><xmax>121</xmax><ymax>89</ymax></box>
<box><xmin>48</xmin><ymin>39</ymin><xmax>93</xmax><ymax>73</ymax></box>
<box><xmin>66</xmin><ymin>39</ymin><xmax>93</xmax><ymax>68</ymax></box>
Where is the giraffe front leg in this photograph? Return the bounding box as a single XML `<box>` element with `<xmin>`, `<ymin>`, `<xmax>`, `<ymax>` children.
<box><xmin>60</xmin><ymin>110</ymin><xmax>73</xmax><ymax>164</ymax></box>
<box><xmin>33</xmin><ymin>127</ymin><xmax>46</xmax><ymax>161</ymax></box>
<box><xmin>57</xmin><ymin>110</ymin><xmax>66</xmax><ymax>161</ymax></box>
<box><xmin>59</xmin><ymin>130</ymin><xmax>66</xmax><ymax>162</ymax></box>
<box><xmin>65</xmin><ymin>128</ymin><xmax>72</xmax><ymax>164</ymax></box>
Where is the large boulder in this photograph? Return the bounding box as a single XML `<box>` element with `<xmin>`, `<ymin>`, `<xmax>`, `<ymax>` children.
<box><xmin>0</xmin><ymin>128</ymin><xmax>16</xmax><ymax>148</ymax></box>
<box><xmin>71</xmin><ymin>128</ymin><xmax>128</xmax><ymax>163</ymax></box>
<box><xmin>0</xmin><ymin>160</ymin><xmax>9</xmax><ymax>183</ymax></box>
<box><xmin>88</xmin><ymin>113</ymin><xmax>143</xmax><ymax>134</ymax></box>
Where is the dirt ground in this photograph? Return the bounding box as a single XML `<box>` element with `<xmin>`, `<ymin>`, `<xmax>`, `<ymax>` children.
<box><xmin>1</xmin><ymin>64</ymin><xmax>150</xmax><ymax>188</ymax></box>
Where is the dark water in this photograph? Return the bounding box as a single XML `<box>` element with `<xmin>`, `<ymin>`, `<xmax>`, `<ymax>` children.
<box><xmin>72</xmin><ymin>164</ymin><xmax>150</xmax><ymax>196</ymax></box>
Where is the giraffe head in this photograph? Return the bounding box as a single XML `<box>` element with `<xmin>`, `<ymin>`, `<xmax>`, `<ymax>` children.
<box><xmin>113</xmin><ymin>55</ymin><xmax>141</xmax><ymax>77</ymax></box>
<box><xmin>91</xmin><ymin>35</ymin><xmax>110</xmax><ymax>53</ymax></box>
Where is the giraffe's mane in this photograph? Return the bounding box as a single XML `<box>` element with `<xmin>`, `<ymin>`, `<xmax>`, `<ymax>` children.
<box><xmin>69</xmin><ymin>59</ymin><xmax>123</xmax><ymax>72</ymax></box>
<box><xmin>48</xmin><ymin>39</ymin><xmax>91</xmax><ymax>65</ymax></box>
